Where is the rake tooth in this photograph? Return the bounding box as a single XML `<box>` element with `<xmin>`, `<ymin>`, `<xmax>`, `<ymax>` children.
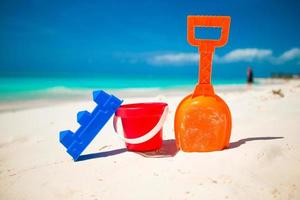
<box><xmin>59</xmin><ymin>130</ymin><xmax>74</xmax><ymax>148</ymax></box>
<box><xmin>93</xmin><ymin>90</ymin><xmax>110</xmax><ymax>105</ymax></box>
<box><xmin>77</xmin><ymin>110</ymin><xmax>91</xmax><ymax>125</ymax></box>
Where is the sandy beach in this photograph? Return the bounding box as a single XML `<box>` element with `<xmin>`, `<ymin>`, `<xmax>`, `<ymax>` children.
<box><xmin>0</xmin><ymin>79</ymin><xmax>300</xmax><ymax>200</ymax></box>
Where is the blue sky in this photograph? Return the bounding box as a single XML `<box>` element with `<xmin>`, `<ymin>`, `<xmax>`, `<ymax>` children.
<box><xmin>0</xmin><ymin>0</ymin><xmax>300</xmax><ymax>79</ymax></box>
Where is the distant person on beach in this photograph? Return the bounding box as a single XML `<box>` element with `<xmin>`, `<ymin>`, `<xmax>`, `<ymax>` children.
<box><xmin>247</xmin><ymin>67</ymin><xmax>254</xmax><ymax>84</ymax></box>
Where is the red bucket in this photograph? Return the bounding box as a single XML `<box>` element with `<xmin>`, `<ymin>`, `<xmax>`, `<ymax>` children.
<box><xmin>113</xmin><ymin>102</ymin><xmax>168</xmax><ymax>152</ymax></box>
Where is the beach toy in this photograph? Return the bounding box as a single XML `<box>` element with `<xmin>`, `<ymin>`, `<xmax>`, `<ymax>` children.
<box><xmin>113</xmin><ymin>103</ymin><xmax>168</xmax><ymax>151</ymax></box>
<box><xmin>59</xmin><ymin>90</ymin><xmax>122</xmax><ymax>160</ymax></box>
<box><xmin>174</xmin><ymin>16</ymin><xmax>232</xmax><ymax>152</ymax></box>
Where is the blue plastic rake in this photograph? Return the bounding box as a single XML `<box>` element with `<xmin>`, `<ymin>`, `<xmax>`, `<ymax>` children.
<box><xmin>59</xmin><ymin>90</ymin><xmax>122</xmax><ymax>161</ymax></box>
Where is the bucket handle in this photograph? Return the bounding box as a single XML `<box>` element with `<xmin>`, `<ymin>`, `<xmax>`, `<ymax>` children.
<box><xmin>113</xmin><ymin>106</ymin><xmax>169</xmax><ymax>144</ymax></box>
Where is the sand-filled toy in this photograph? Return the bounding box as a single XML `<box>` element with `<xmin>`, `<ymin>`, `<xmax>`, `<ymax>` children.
<box><xmin>174</xmin><ymin>16</ymin><xmax>232</xmax><ymax>152</ymax></box>
<box><xmin>113</xmin><ymin>103</ymin><xmax>168</xmax><ymax>151</ymax></box>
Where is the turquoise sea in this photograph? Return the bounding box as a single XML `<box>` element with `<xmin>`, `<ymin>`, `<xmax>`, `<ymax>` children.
<box><xmin>0</xmin><ymin>76</ymin><xmax>246</xmax><ymax>101</ymax></box>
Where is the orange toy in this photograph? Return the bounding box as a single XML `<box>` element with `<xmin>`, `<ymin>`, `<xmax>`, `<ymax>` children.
<box><xmin>174</xmin><ymin>16</ymin><xmax>232</xmax><ymax>152</ymax></box>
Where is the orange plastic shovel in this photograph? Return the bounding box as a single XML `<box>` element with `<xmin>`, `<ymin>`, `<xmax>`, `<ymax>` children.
<box><xmin>174</xmin><ymin>16</ymin><xmax>232</xmax><ymax>152</ymax></box>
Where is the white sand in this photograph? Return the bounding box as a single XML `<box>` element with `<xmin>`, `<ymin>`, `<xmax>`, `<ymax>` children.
<box><xmin>0</xmin><ymin>80</ymin><xmax>300</xmax><ymax>200</ymax></box>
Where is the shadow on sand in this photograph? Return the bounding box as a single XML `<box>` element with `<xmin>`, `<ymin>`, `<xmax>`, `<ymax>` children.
<box><xmin>134</xmin><ymin>139</ymin><xmax>179</xmax><ymax>158</ymax></box>
<box><xmin>76</xmin><ymin>148</ymin><xmax>128</xmax><ymax>161</ymax></box>
<box><xmin>228</xmin><ymin>136</ymin><xmax>284</xmax><ymax>149</ymax></box>
<box><xmin>77</xmin><ymin>139</ymin><xmax>178</xmax><ymax>161</ymax></box>
<box><xmin>77</xmin><ymin>137</ymin><xmax>281</xmax><ymax>161</ymax></box>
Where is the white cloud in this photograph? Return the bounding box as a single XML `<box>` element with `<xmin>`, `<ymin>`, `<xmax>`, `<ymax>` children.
<box><xmin>274</xmin><ymin>48</ymin><xmax>300</xmax><ymax>64</ymax></box>
<box><xmin>218</xmin><ymin>48</ymin><xmax>272</xmax><ymax>63</ymax></box>
<box><xmin>147</xmin><ymin>53</ymin><xmax>198</xmax><ymax>65</ymax></box>
<box><xmin>129</xmin><ymin>48</ymin><xmax>300</xmax><ymax>66</ymax></box>
<box><xmin>146</xmin><ymin>48</ymin><xmax>274</xmax><ymax>65</ymax></box>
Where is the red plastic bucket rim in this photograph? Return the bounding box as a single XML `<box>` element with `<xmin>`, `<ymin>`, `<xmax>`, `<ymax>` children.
<box><xmin>115</xmin><ymin>102</ymin><xmax>168</xmax><ymax>118</ymax></box>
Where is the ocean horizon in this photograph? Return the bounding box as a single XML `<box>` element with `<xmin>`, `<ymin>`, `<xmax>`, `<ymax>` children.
<box><xmin>0</xmin><ymin>76</ymin><xmax>248</xmax><ymax>102</ymax></box>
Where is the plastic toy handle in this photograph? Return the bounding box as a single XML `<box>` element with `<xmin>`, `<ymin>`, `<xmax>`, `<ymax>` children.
<box><xmin>187</xmin><ymin>16</ymin><xmax>231</xmax><ymax>95</ymax></box>
<box><xmin>113</xmin><ymin>106</ymin><xmax>168</xmax><ymax>144</ymax></box>
<box><xmin>187</xmin><ymin>15</ymin><xmax>230</xmax><ymax>48</ymax></box>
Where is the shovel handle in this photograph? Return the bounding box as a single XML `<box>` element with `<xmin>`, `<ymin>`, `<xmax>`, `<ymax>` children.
<box><xmin>187</xmin><ymin>16</ymin><xmax>230</xmax><ymax>48</ymax></box>
<box><xmin>187</xmin><ymin>16</ymin><xmax>231</xmax><ymax>94</ymax></box>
